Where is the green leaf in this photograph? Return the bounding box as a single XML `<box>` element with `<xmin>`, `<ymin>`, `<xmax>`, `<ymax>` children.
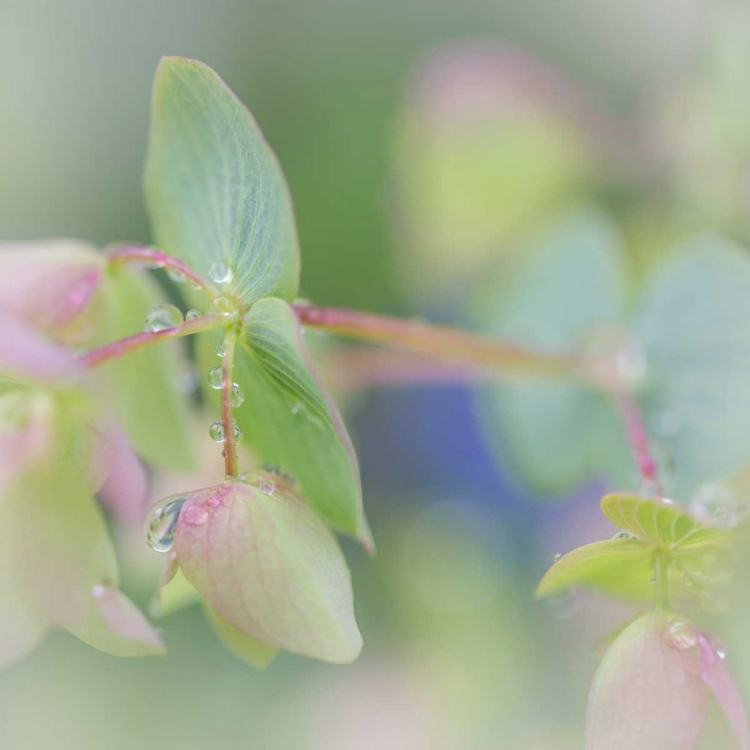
<box><xmin>145</xmin><ymin>56</ymin><xmax>300</xmax><ymax>305</ymax></box>
<box><xmin>198</xmin><ymin>298</ymin><xmax>367</xmax><ymax>545</ymax></box>
<box><xmin>536</xmin><ymin>539</ymin><xmax>658</xmax><ymax>602</ymax></box>
<box><xmin>474</xmin><ymin>210</ymin><xmax>635</xmax><ymax>495</ymax></box>
<box><xmin>203</xmin><ymin>605</ymin><xmax>279</xmax><ymax>670</ymax></box>
<box><xmin>91</xmin><ymin>265</ymin><xmax>194</xmax><ymax>471</ymax></box>
<box><xmin>635</xmin><ymin>239</ymin><xmax>750</xmax><ymax>500</ymax></box>
<box><xmin>601</xmin><ymin>493</ymin><xmax>728</xmax><ymax>551</ymax></box>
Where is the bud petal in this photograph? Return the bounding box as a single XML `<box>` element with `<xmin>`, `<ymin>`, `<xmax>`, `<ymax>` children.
<box><xmin>585</xmin><ymin>612</ymin><xmax>708</xmax><ymax>750</ymax></box>
<box><xmin>0</xmin><ymin>241</ymin><xmax>103</xmax><ymax>343</ymax></box>
<box><xmin>173</xmin><ymin>476</ymin><xmax>363</xmax><ymax>664</ymax></box>
<box><xmin>203</xmin><ymin>604</ymin><xmax>279</xmax><ymax>670</ymax></box>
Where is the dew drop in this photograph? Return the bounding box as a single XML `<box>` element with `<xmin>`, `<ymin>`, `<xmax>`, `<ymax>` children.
<box><xmin>612</xmin><ymin>530</ymin><xmax>638</xmax><ymax>540</ymax></box>
<box><xmin>182</xmin><ymin>504</ymin><xmax>209</xmax><ymax>526</ymax></box>
<box><xmin>207</xmin><ymin>496</ymin><xmax>221</xmax><ymax>509</ymax></box>
<box><xmin>230</xmin><ymin>383</ymin><xmax>244</xmax><ymax>407</ymax></box>
<box><xmin>185</xmin><ymin>309</ymin><xmax>201</xmax><ymax>321</ymax></box>
<box><xmin>258</xmin><ymin>480</ymin><xmax>275</xmax><ymax>496</ymax></box>
<box><xmin>291</xmin><ymin>401</ymin><xmax>305</xmax><ymax>418</ymax></box>
<box><xmin>553</xmin><ymin>553</ymin><xmax>563</xmax><ymax>563</ymax></box>
<box><xmin>167</xmin><ymin>268</ymin><xmax>186</xmax><ymax>284</ymax></box>
<box><xmin>209</xmin><ymin>421</ymin><xmax>225</xmax><ymax>443</ymax></box>
<box><xmin>91</xmin><ymin>583</ymin><xmax>107</xmax><ymax>599</ymax></box>
<box><xmin>144</xmin><ymin>495</ymin><xmax>187</xmax><ymax>553</ymax></box>
<box><xmin>690</xmin><ymin>482</ymin><xmax>749</xmax><ymax>528</ymax></box>
<box><xmin>259</xmin><ymin>464</ymin><xmax>299</xmax><ymax>489</ymax></box>
<box><xmin>212</xmin><ymin>296</ymin><xmax>235</xmax><ymax>316</ymax></box>
<box><xmin>215</xmin><ymin>342</ymin><xmax>226</xmax><ymax>357</ymax></box>
<box><xmin>664</xmin><ymin>617</ymin><xmax>699</xmax><ymax>650</ymax></box>
<box><xmin>544</xmin><ymin>589</ymin><xmax>579</xmax><ymax>620</ymax></box>
<box><xmin>144</xmin><ymin>303</ymin><xmax>184</xmax><ymax>332</ymax></box>
<box><xmin>208</xmin><ymin>366</ymin><xmax>224</xmax><ymax>389</ymax></box>
<box><xmin>710</xmin><ymin>635</ymin><xmax>727</xmax><ymax>660</ymax></box>
<box><xmin>208</xmin><ymin>261</ymin><xmax>233</xmax><ymax>285</ymax></box>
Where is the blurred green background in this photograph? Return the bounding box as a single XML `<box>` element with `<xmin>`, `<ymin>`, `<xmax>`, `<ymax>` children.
<box><xmin>3</xmin><ymin>0</ymin><xmax>748</xmax><ymax>747</ymax></box>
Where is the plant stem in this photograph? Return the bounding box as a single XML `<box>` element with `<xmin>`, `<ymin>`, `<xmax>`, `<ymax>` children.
<box><xmin>220</xmin><ymin>326</ymin><xmax>238</xmax><ymax>477</ymax></box>
<box><xmin>611</xmin><ymin>392</ymin><xmax>662</xmax><ymax>495</ymax></box>
<box><xmin>80</xmin><ymin>314</ymin><xmax>233</xmax><ymax>369</ymax></box>
<box><xmin>293</xmin><ymin>304</ymin><xmax>581</xmax><ymax>378</ymax></box>
<box><xmin>653</xmin><ymin>551</ymin><xmax>670</xmax><ymax>610</ymax></box>
<box><xmin>107</xmin><ymin>246</ymin><xmax>219</xmax><ymax>299</ymax></box>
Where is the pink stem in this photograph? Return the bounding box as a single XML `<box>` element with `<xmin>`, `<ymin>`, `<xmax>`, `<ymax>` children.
<box><xmin>294</xmin><ymin>304</ymin><xmax>580</xmax><ymax>377</ymax></box>
<box><xmin>107</xmin><ymin>246</ymin><xmax>219</xmax><ymax>299</ymax></box>
<box><xmin>612</xmin><ymin>392</ymin><xmax>662</xmax><ymax>494</ymax></box>
<box><xmin>80</xmin><ymin>314</ymin><xmax>229</xmax><ymax>369</ymax></box>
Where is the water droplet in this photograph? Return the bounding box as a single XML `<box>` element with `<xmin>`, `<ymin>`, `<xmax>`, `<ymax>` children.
<box><xmin>208</xmin><ymin>261</ymin><xmax>233</xmax><ymax>285</ymax></box>
<box><xmin>144</xmin><ymin>495</ymin><xmax>187</xmax><ymax>553</ymax></box>
<box><xmin>291</xmin><ymin>401</ymin><xmax>305</xmax><ymax>418</ymax></box>
<box><xmin>710</xmin><ymin>635</ymin><xmax>727</xmax><ymax>660</ymax></box>
<box><xmin>553</xmin><ymin>553</ymin><xmax>563</xmax><ymax>563</ymax></box>
<box><xmin>258</xmin><ymin>480</ymin><xmax>275</xmax><ymax>496</ymax></box>
<box><xmin>544</xmin><ymin>589</ymin><xmax>579</xmax><ymax>620</ymax></box>
<box><xmin>144</xmin><ymin>303</ymin><xmax>184</xmax><ymax>332</ymax></box>
<box><xmin>215</xmin><ymin>342</ymin><xmax>226</xmax><ymax>357</ymax></box>
<box><xmin>661</xmin><ymin>497</ymin><xmax>675</xmax><ymax>506</ymax></box>
<box><xmin>612</xmin><ymin>530</ymin><xmax>638</xmax><ymax>540</ymax></box>
<box><xmin>207</xmin><ymin>496</ymin><xmax>221</xmax><ymax>509</ymax></box>
<box><xmin>182</xmin><ymin>504</ymin><xmax>209</xmax><ymax>526</ymax></box>
<box><xmin>690</xmin><ymin>482</ymin><xmax>748</xmax><ymax>528</ymax></box>
<box><xmin>185</xmin><ymin>309</ymin><xmax>201</xmax><ymax>321</ymax></box>
<box><xmin>233</xmin><ymin>424</ymin><xmax>243</xmax><ymax>442</ymax></box>
<box><xmin>167</xmin><ymin>268</ymin><xmax>186</xmax><ymax>284</ymax></box>
<box><xmin>664</xmin><ymin>617</ymin><xmax>699</xmax><ymax>650</ymax></box>
<box><xmin>91</xmin><ymin>583</ymin><xmax>107</xmax><ymax>599</ymax></box>
<box><xmin>212</xmin><ymin>296</ymin><xmax>235</xmax><ymax>316</ymax></box>
<box><xmin>230</xmin><ymin>383</ymin><xmax>244</xmax><ymax>407</ymax></box>
<box><xmin>208</xmin><ymin>367</ymin><xmax>224</xmax><ymax>389</ymax></box>
<box><xmin>209</xmin><ymin>421</ymin><xmax>225</xmax><ymax>443</ymax></box>
<box><xmin>259</xmin><ymin>464</ymin><xmax>299</xmax><ymax>490</ymax></box>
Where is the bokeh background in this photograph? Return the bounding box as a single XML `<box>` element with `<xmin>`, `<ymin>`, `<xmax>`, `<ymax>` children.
<box><xmin>2</xmin><ymin>0</ymin><xmax>749</xmax><ymax>747</ymax></box>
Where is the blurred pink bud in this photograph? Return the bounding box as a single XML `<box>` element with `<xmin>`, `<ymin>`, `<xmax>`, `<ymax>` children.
<box><xmin>0</xmin><ymin>241</ymin><xmax>104</xmax><ymax>344</ymax></box>
<box><xmin>165</xmin><ymin>473</ymin><xmax>362</xmax><ymax>664</ymax></box>
<box><xmin>586</xmin><ymin>612</ymin><xmax>750</xmax><ymax>749</ymax></box>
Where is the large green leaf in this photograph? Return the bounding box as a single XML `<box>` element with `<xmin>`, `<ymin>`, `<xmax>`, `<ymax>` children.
<box><xmin>145</xmin><ymin>57</ymin><xmax>300</xmax><ymax>306</ymax></box>
<box><xmin>635</xmin><ymin>239</ymin><xmax>750</xmax><ymax>500</ymax></box>
<box><xmin>91</xmin><ymin>265</ymin><xmax>194</xmax><ymax>471</ymax></box>
<box><xmin>197</xmin><ymin>298</ymin><xmax>368</xmax><ymax>545</ymax></box>
<box><xmin>474</xmin><ymin>210</ymin><xmax>635</xmax><ymax>495</ymax></box>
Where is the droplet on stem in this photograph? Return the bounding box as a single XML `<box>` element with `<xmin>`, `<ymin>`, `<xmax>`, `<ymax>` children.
<box><xmin>208</xmin><ymin>261</ymin><xmax>233</xmax><ymax>285</ymax></box>
<box><xmin>208</xmin><ymin>366</ymin><xmax>224</xmax><ymax>389</ymax></box>
<box><xmin>212</xmin><ymin>296</ymin><xmax>235</xmax><ymax>316</ymax></box>
<box><xmin>185</xmin><ymin>309</ymin><xmax>201</xmax><ymax>321</ymax></box>
<box><xmin>209</xmin><ymin>421</ymin><xmax>225</xmax><ymax>443</ymax></box>
<box><xmin>230</xmin><ymin>383</ymin><xmax>244</xmax><ymax>407</ymax></box>
<box><xmin>144</xmin><ymin>303</ymin><xmax>184</xmax><ymax>333</ymax></box>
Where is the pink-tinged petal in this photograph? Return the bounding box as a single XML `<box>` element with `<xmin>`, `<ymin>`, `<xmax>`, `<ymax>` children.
<box><xmin>0</xmin><ymin>240</ymin><xmax>103</xmax><ymax>343</ymax></box>
<box><xmin>173</xmin><ymin>475</ymin><xmax>362</xmax><ymax>664</ymax></box>
<box><xmin>586</xmin><ymin>612</ymin><xmax>708</xmax><ymax>750</ymax></box>
<box><xmin>0</xmin><ymin>311</ymin><xmax>81</xmax><ymax>384</ymax></box>
<box><xmin>696</xmin><ymin>635</ymin><xmax>750</xmax><ymax>749</ymax></box>
<box><xmin>63</xmin><ymin>584</ymin><xmax>164</xmax><ymax>657</ymax></box>
<box><xmin>97</xmin><ymin>422</ymin><xmax>148</xmax><ymax>527</ymax></box>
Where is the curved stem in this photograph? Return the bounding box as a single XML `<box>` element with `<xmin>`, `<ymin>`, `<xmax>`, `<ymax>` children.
<box><xmin>220</xmin><ymin>327</ymin><xmax>238</xmax><ymax>477</ymax></box>
<box><xmin>107</xmin><ymin>246</ymin><xmax>220</xmax><ymax>300</ymax></box>
<box><xmin>293</xmin><ymin>304</ymin><xmax>581</xmax><ymax>378</ymax></box>
<box><xmin>80</xmin><ymin>314</ymin><xmax>233</xmax><ymax>369</ymax></box>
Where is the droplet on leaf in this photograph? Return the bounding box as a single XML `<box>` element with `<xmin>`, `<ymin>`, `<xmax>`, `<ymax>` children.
<box><xmin>208</xmin><ymin>261</ymin><xmax>233</xmax><ymax>285</ymax></box>
<box><xmin>144</xmin><ymin>495</ymin><xmax>188</xmax><ymax>553</ymax></box>
<box><xmin>185</xmin><ymin>308</ymin><xmax>201</xmax><ymax>321</ymax></box>
<box><xmin>144</xmin><ymin>303</ymin><xmax>184</xmax><ymax>332</ymax></box>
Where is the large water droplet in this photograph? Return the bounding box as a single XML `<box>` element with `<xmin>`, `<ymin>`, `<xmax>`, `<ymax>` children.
<box><xmin>144</xmin><ymin>304</ymin><xmax>184</xmax><ymax>333</ymax></box>
<box><xmin>209</xmin><ymin>421</ymin><xmax>225</xmax><ymax>443</ymax></box>
<box><xmin>185</xmin><ymin>309</ymin><xmax>201</xmax><ymax>321</ymax></box>
<box><xmin>230</xmin><ymin>383</ymin><xmax>244</xmax><ymax>407</ymax></box>
<box><xmin>208</xmin><ymin>261</ymin><xmax>233</xmax><ymax>285</ymax></box>
<box><xmin>689</xmin><ymin>482</ymin><xmax>748</xmax><ymax>528</ymax></box>
<box><xmin>212</xmin><ymin>296</ymin><xmax>235</xmax><ymax>316</ymax></box>
<box><xmin>544</xmin><ymin>589</ymin><xmax>579</xmax><ymax>620</ymax></box>
<box><xmin>208</xmin><ymin>366</ymin><xmax>224</xmax><ymax>389</ymax></box>
<box><xmin>144</xmin><ymin>495</ymin><xmax>187</xmax><ymax>553</ymax></box>
<box><xmin>664</xmin><ymin>617</ymin><xmax>699</xmax><ymax>650</ymax></box>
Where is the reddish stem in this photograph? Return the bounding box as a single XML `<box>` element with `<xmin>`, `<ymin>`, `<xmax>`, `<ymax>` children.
<box><xmin>220</xmin><ymin>328</ymin><xmax>238</xmax><ymax>476</ymax></box>
<box><xmin>612</xmin><ymin>392</ymin><xmax>662</xmax><ymax>495</ymax></box>
<box><xmin>80</xmin><ymin>314</ymin><xmax>229</xmax><ymax>369</ymax></box>
<box><xmin>107</xmin><ymin>246</ymin><xmax>219</xmax><ymax>299</ymax></box>
<box><xmin>293</xmin><ymin>304</ymin><xmax>579</xmax><ymax>377</ymax></box>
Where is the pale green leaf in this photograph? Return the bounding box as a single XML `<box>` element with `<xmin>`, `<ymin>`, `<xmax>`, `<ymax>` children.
<box><xmin>198</xmin><ymin>298</ymin><xmax>367</xmax><ymax>544</ymax></box>
<box><xmin>635</xmin><ymin>239</ymin><xmax>750</xmax><ymax>500</ymax></box>
<box><xmin>145</xmin><ymin>56</ymin><xmax>300</xmax><ymax>305</ymax></box>
<box><xmin>204</xmin><ymin>604</ymin><xmax>279</xmax><ymax>670</ymax></box>
<box><xmin>475</xmin><ymin>210</ymin><xmax>635</xmax><ymax>495</ymax></box>
<box><xmin>91</xmin><ymin>265</ymin><xmax>194</xmax><ymax>471</ymax></box>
